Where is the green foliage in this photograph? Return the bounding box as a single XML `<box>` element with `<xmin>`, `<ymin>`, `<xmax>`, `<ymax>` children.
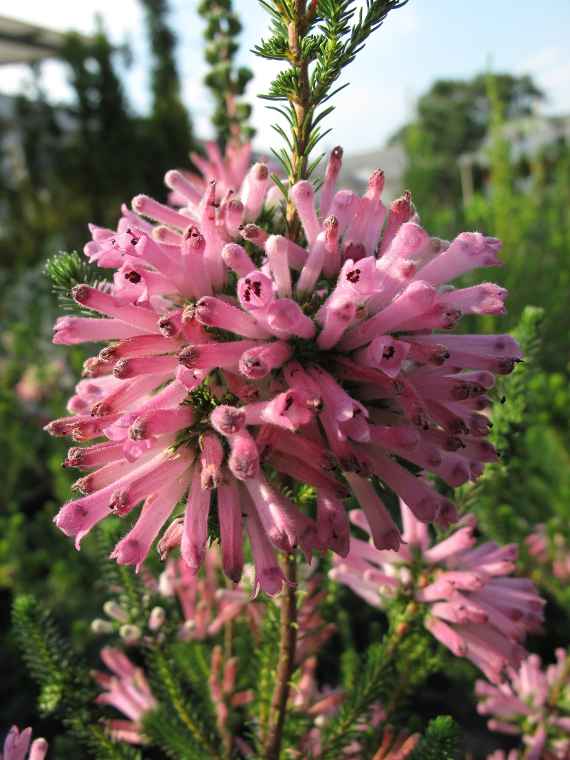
<box><xmin>319</xmin><ymin>603</ymin><xmax>441</xmax><ymax>759</ymax></box>
<box><xmin>144</xmin><ymin>646</ymin><xmax>222</xmax><ymax>759</ymax></box>
<box><xmin>489</xmin><ymin>305</ymin><xmax>543</xmax><ymax>454</ymax></box>
<box><xmin>44</xmin><ymin>250</ymin><xmax>109</xmax><ymax>313</ymax></box>
<box><xmin>310</xmin><ymin>0</ymin><xmax>408</xmax><ymax>106</ymax></box>
<box><xmin>12</xmin><ymin>595</ymin><xmax>141</xmax><ymax>759</ymax></box>
<box><xmin>0</xmin><ymin>13</ymin><xmax>196</xmax><ymax>281</ymax></box>
<box><xmin>254</xmin><ymin>0</ymin><xmax>408</xmax><ymax>188</ymax></box>
<box><xmin>409</xmin><ymin>716</ymin><xmax>462</xmax><ymax>760</ymax></box>
<box><xmin>457</xmin><ymin>306</ymin><xmax>570</xmax><ymax>548</ymax></box>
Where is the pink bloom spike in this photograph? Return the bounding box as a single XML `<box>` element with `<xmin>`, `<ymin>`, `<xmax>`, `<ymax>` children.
<box><xmin>332</xmin><ymin>502</ymin><xmax>543</xmax><ymax>682</ymax></box>
<box><xmin>49</xmin><ymin>141</ymin><xmax>515</xmax><ymax>584</ymax></box>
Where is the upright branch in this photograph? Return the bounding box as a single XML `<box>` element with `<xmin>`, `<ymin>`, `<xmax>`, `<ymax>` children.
<box><xmin>263</xmin><ymin>553</ymin><xmax>298</xmax><ymax>760</ymax></box>
<box><xmin>254</xmin><ymin>0</ymin><xmax>408</xmax><ymax>239</ymax></box>
<box><xmin>285</xmin><ymin>0</ymin><xmax>314</xmax><ymax>232</ymax></box>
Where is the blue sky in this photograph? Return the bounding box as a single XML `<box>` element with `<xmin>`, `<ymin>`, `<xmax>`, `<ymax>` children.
<box><xmin>1</xmin><ymin>0</ymin><xmax>569</xmax><ymax>154</ymax></box>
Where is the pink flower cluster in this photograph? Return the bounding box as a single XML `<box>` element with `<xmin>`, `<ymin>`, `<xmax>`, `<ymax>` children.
<box><xmin>94</xmin><ymin>647</ymin><xmax>157</xmax><ymax>745</ymax></box>
<box><xmin>47</xmin><ymin>140</ymin><xmax>519</xmax><ymax>592</ymax></box>
<box><xmin>1</xmin><ymin>727</ymin><xmax>47</xmax><ymax>760</ymax></box>
<box><xmin>331</xmin><ymin>501</ymin><xmax>544</xmax><ymax>682</ymax></box>
<box><xmin>477</xmin><ymin>649</ymin><xmax>570</xmax><ymax>760</ymax></box>
<box><xmin>526</xmin><ymin>525</ymin><xmax>570</xmax><ymax>581</ymax></box>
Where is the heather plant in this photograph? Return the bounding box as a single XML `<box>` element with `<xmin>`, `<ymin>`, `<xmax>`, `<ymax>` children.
<box><xmin>2</xmin><ymin>2</ymin><xmax>570</xmax><ymax>759</ymax></box>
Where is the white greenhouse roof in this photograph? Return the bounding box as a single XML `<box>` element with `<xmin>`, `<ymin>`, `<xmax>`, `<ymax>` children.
<box><xmin>0</xmin><ymin>15</ymin><xmax>73</xmax><ymax>65</ymax></box>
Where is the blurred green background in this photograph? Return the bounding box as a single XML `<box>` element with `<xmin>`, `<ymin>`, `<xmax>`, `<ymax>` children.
<box><xmin>0</xmin><ymin>2</ymin><xmax>569</xmax><ymax>756</ymax></box>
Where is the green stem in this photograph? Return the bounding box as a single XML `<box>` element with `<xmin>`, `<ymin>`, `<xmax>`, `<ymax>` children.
<box><xmin>285</xmin><ymin>0</ymin><xmax>316</xmax><ymax>241</ymax></box>
<box><xmin>263</xmin><ymin>553</ymin><xmax>298</xmax><ymax>760</ymax></box>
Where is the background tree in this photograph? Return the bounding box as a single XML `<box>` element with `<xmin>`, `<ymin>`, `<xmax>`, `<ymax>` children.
<box><xmin>139</xmin><ymin>0</ymin><xmax>197</xmax><ymax>193</ymax></box>
<box><xmin>198</xmin><ymin>0</ymin><xmax>255</xmax><ymax>149</ymax></box>
<box><xmin>393</xmin><ymin>73</ymin><xmax>544</xmax><ymax>216</ymax></box>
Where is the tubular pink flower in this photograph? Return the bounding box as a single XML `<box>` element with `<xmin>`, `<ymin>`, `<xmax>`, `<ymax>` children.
<box><xmin>290</xmin><ymin>180</ymin><xmax>321</xmax><ymax>246</ymax></box>
<box><xmin>378</xmin><ymin>191</ymin><xmax>414</xmax><ymax>255</ymax></box>
<box><xmin>243</xmin><ymin>491</ymin><xmax>285</xmax><ymax>595</ymax></box>
<box><xmin>195</xmin><ymin>296</ymin><xmax>271</xmax><ymax>339</ymax></box>
<box><xmin>241</xmin><ymin>163</ymin><xmax>270</xmax><ymax>221</ymax></box>
<box><xmin>316</xmin><ymin>491</ymin><xmax>350</xmax><ymax>557</ymax></box>
<box><xmin>53</xmin><ymin>315</ymin><xmax>146</xmax><ymax>344</ymax></box>
<box><xmin>217</xmin><ymin>481</ymin><xmax>244</xmax><ymax>582</ymax></box>
<box><xmin>344</xmin><ymin>473</ymin><xmax>401</xmax><ymax>551</ymax></box>
<box><xmin>221</xmin><ymin>242</ymin><xmax>255</xmax><ymax>276</ymax></box>
<box><xmin>181</xmin><ymin>467</ymin><xmax>211</xmax><ymax>573</ymax></box>
<box><xmin>265</xmin><ymin>235</ymin><xmax>293</xmax><ymax>297</ymax></box>
<box><xmin>238</xmin><ymin>341</ymin><xmax>292</xmax><ymax>380</ymax></box>
<box><xmin>266</xmin><ymin>299</ymin><xmax>316</xmax><ymax>339</ymax></box>
<box><xmin>328</xmin><ymin>189</ymin><xmax>358</xmax><ymax>233</ymax></box>
<box><xmin>332</xmin><ymin>502</ymin><xmax>544</xmax><ymax>682</ymax></box>
<box><xmin>320</xmin><ymin>146</ymin><xmax>343</xmax><ymax>217</ymax></box>
<box><xmin>316</xmin><ymin>291</ymin><xmax>357</xmax><ymax>350</ymax></box>
<box><xmin>200</xmin><ymin>432</ymin><xmax>225</xmax><ymax>489</ymax></box>
<box><xmin>1</xmin><ymin>727</ymin><xmax>48</xmax><ymax>760</ymax></box>
<box><xmin>110</xmin><ymin>478</ymin><xmax>185</xmax><ymax>571</ymax></box>
<box><xmin>228</xmin><ymin>429</ymin><xmax>260</xmax><ymax>480</ymax></box>
<box><xmin>412</xmin><ymin>231</ymin><xmax>502</xmax><ymax>285</ymax></box>
<box><xmin>296</xmin><ymin>229</ymin><xmax>329</xmax><ymax>297</ymax></box>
